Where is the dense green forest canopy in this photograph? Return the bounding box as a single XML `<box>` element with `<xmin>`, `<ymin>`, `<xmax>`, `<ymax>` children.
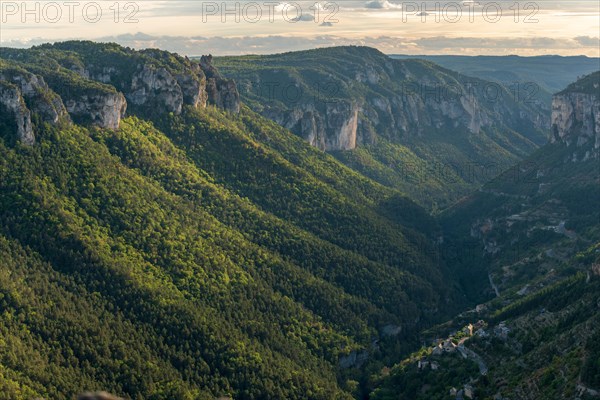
<box><xmin>0</xmin><ymin>41</ymin><xmax>458</xmax><ymax>399</ymax></box>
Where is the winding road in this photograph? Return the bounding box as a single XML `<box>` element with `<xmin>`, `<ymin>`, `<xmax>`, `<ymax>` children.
<box><xmin>458</xmin><ymin>338</ymin><xmax>489</xmax><ymax>375</ymax></box>
<box><xmin>489</xmin><ymin>273</ymin><xmax>500</xmax><ymax>297</ymax></box>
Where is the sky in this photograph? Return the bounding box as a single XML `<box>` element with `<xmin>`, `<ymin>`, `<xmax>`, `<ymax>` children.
<box><xmin>0</xmin><ymin>0</ymin><xmax>599</xmax><ymax>56</ymax></box>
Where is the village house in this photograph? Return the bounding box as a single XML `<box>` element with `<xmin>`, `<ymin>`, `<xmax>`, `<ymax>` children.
<box><xmin>464</xmin><ymin>384</ymin><xmax>475</xmax><ymax>399</ymax></box>
<box><xmin>443</xmin><ymin>339</ymin><xmax>457</xmax><ymax>353</ymax></box>
<box><xmin>432</xmin><ymin>344</ymin><xmax>444</xmax><ymax>356</ymax></box>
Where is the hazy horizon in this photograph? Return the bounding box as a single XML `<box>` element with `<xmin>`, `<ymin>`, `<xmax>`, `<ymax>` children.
<box><xmin>1</xmin><ymin>1</ymin><xmax>598</xmax><ymax>56</ymax></box>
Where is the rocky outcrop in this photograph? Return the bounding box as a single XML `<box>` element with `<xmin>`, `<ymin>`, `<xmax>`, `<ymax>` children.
<box><xmin>0</xmin><ymin>82</ymin><xmax>35</xmax><ymax>145</ymax></box>
<box><xmin>64</xmin><ymin>91</ymin><xmax>127</xmax><ymax>130</ymax></box>
<box><xmin>129</xmin><ymin>65</ymin><xmax>184</xmax><ymax>114</ymax></box>
<box><xmin>0</xmin><ymin>61</ymin><xmax>125</xmax><ymax>130</ymax></box>
<box><xmin>551</xmin><ymin>92</ymin><xmax>600</xmax><ymax>150</ymax></box>
<box><xmin>0</xmin><ymin>69</ymin><xmax>68</xmax><ymax>124</ymax></box>
<box><xmin>205</xmin><ymin>78</ymin><xmax>240</xmax><ymax>114</ymax></box>
<box><xmin>91</xmin><ymin>66</ymin><xmax>115</xmax><ymax>83</ymax></box>
<box><xmin>550</xmin><ymin>72</ymin><xmax>600</xmax><ymax>162</ymax></box>
<box><xmin>326</xmin><ymin>102</ymin><xmax>359</xmax><ymax>150</ymax></box>
<box><xmin>200</xmin><ymin>55</ymin><xmax>240</xmax><ymax>114</ymax></box>
<box><xmin>2</xmin><ymin>43</ymin><xmax>241</xmax><ymax>124</ymax></box>
<box><xmin>61</xmin><ymin>55</ymin><xmax>208</xmax><ymax>115</ymax></box>
<box><xmin>265</xmin><ymin>101</ymin><xmax>359</xmax><ymax>151</ymax></box>
<box><xmin>78</xmin><ymin>392</ymin><xmax>123</xmax><ymax>400</ymax></box>
<box><xmin>257</xmin><ymin>81</ymin><xmax>525</xmax><ymax>152</ymax></box>
<box><xmin>176</xmin><ymin>69</ymin><xmax>208</xmax><ymax>108</ymax></box>
<box><xmin>1</xmin><ymin>44</ymin><xmax>243</xmax><ymax>133</ymax></box>
<box><xmin>70</xmin><ymin>58</ymin><xmax>230</xmax><ymax>115</ymax></box>
<box><xmin>366</xmin><ymin>89</ymin><xmax>493</xmax><ymax>138</ymax></box>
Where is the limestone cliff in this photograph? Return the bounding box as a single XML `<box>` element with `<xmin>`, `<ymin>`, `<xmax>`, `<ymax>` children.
<box><xmin>64</xmin><ymin>91</ymin><xmax>127</xmax><ymax>130</ymax></box>
<box><xmin>0</xmin><ymin>68</ymin><xmax>68</xmax><ymax>124</ymax></box>
<box><xmin>551</xmin><ymin>75</ymin><xmax>600</xmax><ymax>159</ymax></box>
<box><xmin>265</xmin><ymin>101</ymin><xmax>359</xmax><ymax>151</ymax></box>
<box><xmin>200</xmin><ymin>55</ymin><xmax>240</xmax><ymax>114</ymax></box>
<box><xmin>0</xmin><ymin>43</ymin><xmax>242</xmax><ymax>135</ymax></box>
<box><xmin>129</xmin><ymin>64</ymin><xmax>184</xmax><ymax>114</ymax></box>
<box><xmin>60</xmin><ymin>48</ymin><xmax>238</xmax><ymax>115</ymax></box>
<box><xmin>0</xmin><ymin>82</ymin><xmax>35</xmax><ymax>145</ymax></box>
<box><xmin>251</xmin><ymin>80</ymin><xmax>504</xmax><ymax>152</ymax></box>
<box><xmin>176</xmin><ymin>68</ymin><xmax>208</xmax><ymax>108</ymax></box>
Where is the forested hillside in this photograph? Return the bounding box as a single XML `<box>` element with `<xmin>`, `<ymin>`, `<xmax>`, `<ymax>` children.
<box><xmin>1</xmin><ymin>41</ymin><xmax>596</xmax><ymax>400</ymax></box>
<box><xmin>369</xmin><ymin>71</ymin><xmax>600</xmax><ymax>400</ymax></box>
<box><xmin>0</xmin><ymin>41</ymin><xmax>455</xmax><ymax>399</ymax></box>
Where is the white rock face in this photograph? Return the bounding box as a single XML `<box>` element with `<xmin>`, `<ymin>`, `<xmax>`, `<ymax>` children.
<box><xmin>551</xmin><ymin>92</ymin><xmax>600</xmax><ymax>150</ymax></box>
<box><xmin>8</xmin><ymin>72</ymin><xmax>43</xmax><ymax>97</ymax></box>
<box><xmin>2</xmin><ymin>71</ymin><xmax>68</xmax><ymax>124</ymax></box>
<box><xmin>205</xmin><ymin>77</ymin><xmax>240</xmax><ymax>113</ymax></box>
<box><xmin>1</xmin><ymin>47</ymin><xmax>241</xmax><ymax>136</ymax></box>
<box><xmin>265</xmin><ymin>101</ymin><xmax>359</xmax><ymax>151</ymax></box>
<box><xmin>379</xmin><ymin>88</ymin><xmax>494</xmax><ymax>137</ymax></box>
<box><xmin>176</xmin><ymin>72</ymin><xmax>207</xmax><ymax>108</ymax></box>
<box><xmin>65</xmin><ymin>92</ymin><xmax>127</xmax><ymax>130</ymax></box>
<box><xmin>200</xmin><ymin>56</ymin><xmax>241</xmax><ymax>114</ymax></box>
<box><xmin>324</xmin><ymin>103</ymin><xmax>359</xmax><ymax>151</ymax></box>
<box><xmin>0</xmin><ymin>83</ymin><xmax>35</xmax><ymax>145</ymax></box>
<box><xmin>126</xmin><ymin>61</ymin><xmax>232</xmax><ymax>114</ymax></box>
<box><xmin>72</xmin><ymin>61</ymin><xmax>214</xmax><ymax>115</ymax></box>
<box><xmin>459</xmin><ymin>93</ymin><xmax>489</xmax><ymax>134</ymax></box>
<box><xmin>129</xmin><ymin>65</ymin><xmax>184</xmax><ymax>114</ymax></box>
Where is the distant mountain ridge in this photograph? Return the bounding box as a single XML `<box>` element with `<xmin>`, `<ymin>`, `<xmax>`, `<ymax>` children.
<box><xmin>216</xmin><ymin>46</ymin><xmax>548</xmax><ymax>151</ymax></box>
<box><xmin>391</xmin><ymin>54</ymin><xmax>600</xmax><ymax>94</ymax></box>
<box><xmin>214</xmin><ymin>46</ymin><xmax>550</xmax><ymax>207</ymax></box>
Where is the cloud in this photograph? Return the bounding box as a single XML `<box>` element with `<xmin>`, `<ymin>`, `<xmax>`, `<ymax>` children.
<box><xmin>365</xmin><ymin>0</ymin><xmax>402</xmax><ymax>10</ymax></box>
<box><xmin>574</xmin><ymin>36</ymin><xmax>599</xmax><ymax>47</ymax></box>
<box><xmin>3</xmin><ymin>33</ymin><xmax>599</xmax><ymax>57</ymax></box>
<box><xmin>291</xmin><ymin>14</ymin><xmax>316</xmax><ymax>22</ymax></box>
